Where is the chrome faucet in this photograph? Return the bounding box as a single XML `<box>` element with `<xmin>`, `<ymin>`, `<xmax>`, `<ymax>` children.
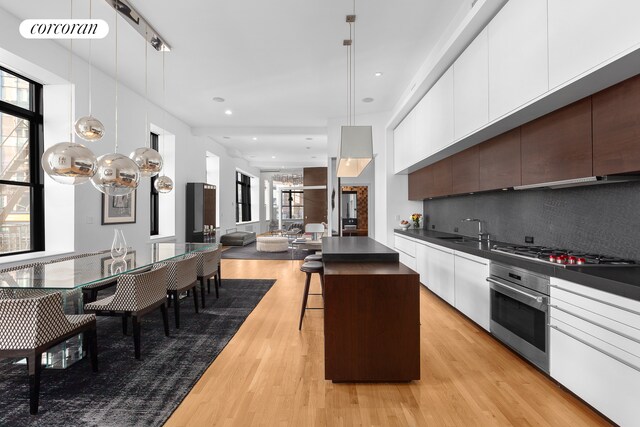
<box><xmin>461</xmin><ymin>218</ymin><xmax>483</xmax><ymax>241</ymax></box>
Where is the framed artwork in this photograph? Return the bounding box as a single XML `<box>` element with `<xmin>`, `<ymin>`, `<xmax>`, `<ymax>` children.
<box><xmin>102</xmin><ymin>191</ymin><xmax>136</xmax><ymax>224</ymax></box>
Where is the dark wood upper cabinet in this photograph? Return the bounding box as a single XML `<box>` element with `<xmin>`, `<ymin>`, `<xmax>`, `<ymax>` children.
<box><xmin>431</xmin><ymin>158</ymin><xmax>453</xmax><ymax>197</ymax></box>
<box><xmin>408</xmin><ymin>165</ymin><xmax>433</xmax><ymax>201</ymax></box>
<box><xmin>303</xmin><ymin>167</ymin><xmax>327</xmax><ymax>186</ymax></box>
<box><xmin>593</xmin><ymin>74</ymin><xmax>640</xmax><ymax>175</ymax></box>
<box><xmin>521</xmin><ymin>97</ymin><xmax>593</xmax><ymax>185</ymax></box>
<box><xmin>451</xmin><ymin>146</ymin><xmax>479</xmax><ymax>194</ymax></box>
<box><xmin>479</xmin><ymin>128</ymin><xmax>522</xmax><ymax>191</ymax></box>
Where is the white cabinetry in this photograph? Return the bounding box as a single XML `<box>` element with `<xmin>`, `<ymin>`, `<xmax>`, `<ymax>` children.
<box><xmin>393</xmin><ymin>111</ymin><xmax>415</xmax><ymax>173</ymax></box>
<box><xmin>454</xmin><ymin>29</ymin><xmax>489</xmax><ymax>139</ymax></box>
<box><xmin>550</xmin><ymin>278</ymin><xmax>640</xmax><ymax>426</ymax></box>
<box><xmin>454</xmin><ymin>252</ymin><xmax>490</xmax><ymax>331</ymax></box>
<box><xmin>488</xmin><ymin>0</ymin><xmax>548</xmax><ymax>121</ymax></box>
<box><xmin>424</xmin><ymin>243</ymin><xmax>455</xmax><ymax>305</ymax></box>
<box><xmin>424</xmin><ymin>67</ymin><xmax>454</xmax><ymax>154</ymax></box>
<box><xmin>394</xmin><ymin>234</ymin><xmax>417</xmax><ymax>271</ymax></box>
<box><xmin>548</xmin><ymin>0</ymin><xmax>640</xmax><ymax>89</ymax></box>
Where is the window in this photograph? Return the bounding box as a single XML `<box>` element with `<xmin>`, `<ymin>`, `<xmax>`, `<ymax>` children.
<box><xmin>281</xmin><ymin>190</ymin><xmax>303</xmax><ymax>220</ymax></box>
<box><xmin>264</xmin><ymin>180</ymin><xmax>270</xmax><ymax>221</ymax></box>
<box><xmin>236</xmin><ymin>171</ymin><xmax>251</xmax><ymax>222</ymax></box>
<box><xmin>0</xmin><ymin>66</ymin><xmax>44</xmax><ymax>256</ymax></box>
<box><xmin>149</xmin><ymin>132</ymin><xmax>159</xmax><ymax>236</ymax></box>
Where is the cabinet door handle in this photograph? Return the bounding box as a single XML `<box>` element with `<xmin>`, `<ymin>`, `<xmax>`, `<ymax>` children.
<box><xmin>550</xmin><ymin>304</ymin><xmax>640</xmax><ymax>345</ymax></box>
<box><xmin>550</xmin><ymin>324</ymin><xmax>640</xmax><ymax>373</ymax></box>
<box><xmin>550</xmin><ymin>284</ymin><xmax>640</xmax><ymax>317</ymax></box>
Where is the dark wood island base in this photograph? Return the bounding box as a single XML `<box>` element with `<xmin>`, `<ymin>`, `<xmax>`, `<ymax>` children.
<box><xmin>323</xmin><ymin>261</ymin><xmax>421</xmax><ymax>382</ymax></box>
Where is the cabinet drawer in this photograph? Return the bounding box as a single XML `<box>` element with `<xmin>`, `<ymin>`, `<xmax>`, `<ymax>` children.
<box><xmin>394</xmin><ymin>235</ymin><xmax>417</xmax><ymax>257</ymax></box>
<box><xmin>550</xmin><ymin>322</ymin><xmax>640</xmax><ymax>426</ymax></box>
<box><xmin>398</xmin><ymin>251</ymin><xmax>416</xmax><ymax>271</ymax></box>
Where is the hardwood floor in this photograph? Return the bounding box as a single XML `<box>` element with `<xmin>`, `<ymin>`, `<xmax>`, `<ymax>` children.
<box><xmin>165</xmin><ymin>259</ymin><xmax>610</xmax><ymax>426</ymax></box>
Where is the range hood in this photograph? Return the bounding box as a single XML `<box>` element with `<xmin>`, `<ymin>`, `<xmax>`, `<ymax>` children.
<box><xmin>514</xmin><ymin>175</ymin><xmax>640</xmax><ymax>190</ymax></box>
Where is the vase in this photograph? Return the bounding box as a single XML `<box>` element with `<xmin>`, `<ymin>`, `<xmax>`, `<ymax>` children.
<box><xmin>111</xmin><ymin>229</ymin><xmax>127</xmax><ymax>259</ymax></box>
<box><xmin>413</xmin><ymin>221</ymin><xmax>420</xmax><ymax>229</ymax></box>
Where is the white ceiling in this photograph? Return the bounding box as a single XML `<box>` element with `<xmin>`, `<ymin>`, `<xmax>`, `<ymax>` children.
<box><xmin>0</xmin><ymin>0</ymin><xmax>469</xmax><ymax>169</ymax></box>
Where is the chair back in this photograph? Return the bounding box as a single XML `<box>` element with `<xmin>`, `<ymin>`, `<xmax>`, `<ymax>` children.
<box><xmin>0</xmin><ymin>293</ymin><xmax>71</xmax><ymax>350</ymax></box>
<box><xmin>165</xmin><ymin>254</ymin><xmax>198</xmax><ymax>291</ymax></box>
<box><xmin>110</xmin><ymin>263</ymin><xmax>167</xmax><ymax>312</ymax></box>
<box><xmin>196</xmin><ymin>247</ymin><xmax>221</xmax><ymax>277</ymax></box>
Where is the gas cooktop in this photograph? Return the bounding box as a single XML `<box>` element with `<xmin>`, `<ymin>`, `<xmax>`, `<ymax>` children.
<box><xmin>491</xmin><ymin>245</ymin><xmax>638</xmax><ymax>267</ymax></box>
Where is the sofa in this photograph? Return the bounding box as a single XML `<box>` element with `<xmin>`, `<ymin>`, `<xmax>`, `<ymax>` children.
<box><xmin>220</xmin><ymin>231</ymin><xmax>257</xmax><ymax>246</ymax></box>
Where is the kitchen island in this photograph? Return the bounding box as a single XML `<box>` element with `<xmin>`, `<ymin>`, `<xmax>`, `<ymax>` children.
<box><xmin>321</xmin><ymin>237</ymin><xmax>420</xmax><ymax>382</ymax></box>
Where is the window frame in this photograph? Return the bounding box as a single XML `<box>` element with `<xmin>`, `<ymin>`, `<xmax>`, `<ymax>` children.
<box><xmin>149</xmin><ymin>132</ymin><xmax>159</xmax><ymax>236</ymax></box>
<box><xmin>235</xmin><ymin>171</ymin><xmax>252</xmax><ymax>223</ymax></box>
<box><xmin>0</xmin><ymin>65</ymin><xmax>44</xmax><ymax>257</ymax></box>
<box><xmin>281</xmin><ymin>189</ymin><xmax>303</xmax><ymax>220</ymax></box>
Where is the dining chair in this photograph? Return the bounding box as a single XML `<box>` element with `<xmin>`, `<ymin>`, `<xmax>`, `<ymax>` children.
<box><xmin>0</xmin><ymin>292</ymin><xmax>98</xmax><ymax>414</ymax></box>
<box><xmin>84</xmin><ymin>264</ymin><xmax>169</xmax><ymax>360</ymax></box>
<box><xmin>161</xmin><ymin>254</ymin><xmax>199</xmax><ymax>329</ymax></box>
<box><xmin>195</xmin><ymin>247</ymin><xmax>222</xmax><ymax>305</ymax></box>
<box><xmin>305</xmin><ymin>223</ymin><xmax>325</xmax><ymax>241</ymax></box>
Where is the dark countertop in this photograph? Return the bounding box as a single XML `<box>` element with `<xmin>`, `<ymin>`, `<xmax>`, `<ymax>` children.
<box><xmin>322</xmin><ymin>236</ymin><xmax>399</xmax><ymax>263</ymax></box>
<box><xmin>394</xmin><ymin>228</ymin><xmax>640</xmax><ymax>301</ymax></box>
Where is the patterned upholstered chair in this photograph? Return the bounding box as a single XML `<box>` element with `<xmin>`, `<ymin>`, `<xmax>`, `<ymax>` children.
<box><xmin>161</xmin><ymin>254</ymin><xmax>199</xmax><ymax>329</ymax></box>
<box><xmin>195</xmin><ymin>247</ymin><xmax>222</xmax><ymax>306</ymax></box>
<box><xmin>84</xmin><ymin>264</ymin><xmax>169</xmax><ymax>360</ymax></box>
<box><xmin>0</xmin><ymin>293</ymin><xmax>98</xmax><ymax>414</ymax></box>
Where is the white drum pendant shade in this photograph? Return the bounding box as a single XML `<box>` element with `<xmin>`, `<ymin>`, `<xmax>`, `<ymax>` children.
<box><xmin>74</xmin><ymin>115</ymin><xmax>105</xmax><ymax>141</ymax></box>
<box><xmin>337</xmin><ymin>125</ymin><xmax>373</xmax><ymax>177</ymax></box>
<box><xmin>41</xmin><ymin>142</ymin><xmax>97</xmax><ymax>185</ymax></box>
<box><xmin>154</xmin><ymin>175</ymin><xmax>174</xmax><ymax>193</ymax></box>
<box><xmin>91</xmin><ymin>153</ymin><xmax>140</xmax><ymax>196</ymax></box>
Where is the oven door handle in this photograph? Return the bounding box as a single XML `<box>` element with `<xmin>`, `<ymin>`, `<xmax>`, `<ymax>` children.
<box><xmin>486</xmin><ymin>277</ymin><xmax>547</xmax><ymax>307</ymax></box>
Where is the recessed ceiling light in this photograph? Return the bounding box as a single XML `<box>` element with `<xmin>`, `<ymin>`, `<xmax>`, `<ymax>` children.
<box><xmin>212</xmin><ymin>97</ymin><xmax>225</xmax><ymax>102</ymax></box>
<box><xmin>362</xmin><ymin>97</ymin><xmax>374</xmax><ymax>103</ymax></box>
<box><xmin>306</xmin><ymin>147</ymin><xmax>311</xmax><ymax>149</ymax></box>
<box><xmin>224</xmin><ymin>109</ymin><xmax>233</xmax><ymax>115</ymax></box>
<box><xmin>271</xmin><ymin>156</ymin><xmax>276</xmax><ymax>159</ymax></box>
<box><xmin>252</xmin><ymin>137</ymin><xmax>257</xmax><ymax>141</ymax></box>
<box><xmin>374</xmin><ymin>72</ymin><xmax>383</xmax><ymax>77</ymax></box>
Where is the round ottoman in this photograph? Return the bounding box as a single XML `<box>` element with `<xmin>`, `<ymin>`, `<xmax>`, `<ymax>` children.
<box><xmin>256</xmin><ymin>236</ymin><xmax>289</xmax><ymax>252</ymax></box>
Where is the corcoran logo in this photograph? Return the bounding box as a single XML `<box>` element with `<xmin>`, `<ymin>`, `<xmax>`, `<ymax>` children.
<box><xmin>19</xmin><ymin>19</ymin><xmax>109</xmax><ymax>39</ymax></box>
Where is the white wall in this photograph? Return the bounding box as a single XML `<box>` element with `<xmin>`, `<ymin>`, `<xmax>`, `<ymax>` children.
<box><xmin>0</xmin><ymin>6</ymin><xmax>260</xmax><ymax>262</ymax></box>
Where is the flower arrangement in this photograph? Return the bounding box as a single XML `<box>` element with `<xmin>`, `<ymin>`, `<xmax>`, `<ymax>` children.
<box><xmin>411</xmin><ymin>213</ymin><xmax>422</xmax><ymax>229</ymax></box>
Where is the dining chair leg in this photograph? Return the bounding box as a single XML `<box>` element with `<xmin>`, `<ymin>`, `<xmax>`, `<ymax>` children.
<box><xmin>200</xmin><ymin>279</ymin><xmax>206</xmax><ymax>308</ymax></box>
<box><xmin>88</xmin><ymin>328</ymin><xmax>99</xmax><ymax>372</ymax></box>
<box><xmin>167</xmin><ymin>293</ymin><xmax>172</xmax><ymax>308</ymax></box>
<box><xmin>298</xmin><ymin>272</ymin><xmax>312</xmax><ymax>330</ymax></box>
<box><xmin>218</xmin><ymin>264</ymin><xmax>222</xmax><ymax>287</ymax></box>
<box><xmin>122</xmin><ymin>314</ymin><xmax>129</xmax><ymax>335</ymax></box>
<box><xmin>132</xmin><ymin>316</ymin><xmax>141</xmax><ymax>360</ymax></box>
<box><xmin>173</xmin><ymin>291</ymin><xmax>180</xmax><ymax>329</ymax></box>
<box><xmin>193</xmin><ymin>286</ymin><xmax>199</xmax><ymax>314</ymax></box>
<box><xmin>160</xmin><ymin>303</ymin><xmax>170</xmax><ymax>337</ymax></box>
<box><xmin>215</xmin><ymin>274</ymin><xmax>220</xmax><ymax>299</ymax></box>
<box><xmin>28</xmin><ymin>352</ymin><xmax>42</xmax><ymax>415</ymax></box>
<box><xmin>207</xmin><ymin>277</ymin><xmax>211</xmax><ymax>294</ymax></box>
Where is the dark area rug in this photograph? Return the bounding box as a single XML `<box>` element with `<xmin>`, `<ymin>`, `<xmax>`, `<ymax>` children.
<box><xmin>222</xmin><ymin>241</ymin><xmax>311</xmax><ymax>260</ymax></box>
<box><xmin>0</xmin><ymin>278</ymin><xmax>275</xmax><ymax>427</ymax></box>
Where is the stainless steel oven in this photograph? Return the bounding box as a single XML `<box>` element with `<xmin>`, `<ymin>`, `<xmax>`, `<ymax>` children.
<box><xmin>486</xmin><ymin>263</ymin><xmax>550</xmax><ymax>373</ymax></box>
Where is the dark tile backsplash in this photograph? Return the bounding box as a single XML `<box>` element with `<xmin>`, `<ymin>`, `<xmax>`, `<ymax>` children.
<box><xmin>423</xmin><ymin>181</ymin><xmax>640</xmax><ymax>260</ymax></box>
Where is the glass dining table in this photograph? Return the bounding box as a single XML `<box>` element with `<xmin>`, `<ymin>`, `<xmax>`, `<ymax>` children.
<box><xmin>0</xmin><ymin>242</ymin><xmax>218</xmax><ymax>368</ymax></box>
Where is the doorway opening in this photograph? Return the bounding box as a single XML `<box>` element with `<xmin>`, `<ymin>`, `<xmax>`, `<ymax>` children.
<box><xmin>340</xmin><ymin>186</ymin><xmax>368</xmax><ymax>236</ymax></box>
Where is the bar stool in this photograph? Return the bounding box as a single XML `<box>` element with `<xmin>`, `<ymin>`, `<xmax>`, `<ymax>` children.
<box><xmin>304</xmin><ymin>253</ymin><xmax>322</xmax><ymax>262</ymax></box>
<box><xmin>298</xmin><ymin>261</ymin><xmax>324</xmax><ymax>330</ymax></box>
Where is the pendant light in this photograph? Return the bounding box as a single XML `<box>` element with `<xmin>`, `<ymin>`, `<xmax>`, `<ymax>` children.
<box><xmin>74</xmin><ymin>0</ymin><xmax>105</xmax><ymax>141</ymax></box>
<box><xmin>91</xmin><ymin>3</ymin><xmax>140</xmax><ymax>196</ymax></box>
<box><xmin>336</xmin><ymin>2</ymin><xmax>373</xmax><ymax>178</ymax></box>
<box><xmin>129</xmin><ymin>26</ymin><xmax>163</xmax><ymax>177</ymax></box>
<box><xmin>154</xmin><ymin>50</ymin><xmax>174</xmax><ymax>193</ymax></box>
<box><xmin>42</xmin><ymin>0</ymin><xmax>97</xmax><ymax>185</ymax></box>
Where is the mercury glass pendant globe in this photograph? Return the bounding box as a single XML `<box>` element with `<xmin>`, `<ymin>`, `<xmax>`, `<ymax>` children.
<box><xmin>74</xmin><ymin>115</ymin><xmax>105</xmax><ymax>141</ymax></box>
<box><xmin>129</xmin><ymin>147</ymin><xmax>163</xmax><ymax>177</ymax></box>
<box><xmin>154</xmin><ymin>175</ymin><xmax>174</xmax><ymax>193</ymax></box>
<box><xmin>91</xmin><ymin>153</ymin><xmax>141</xmax><ymax>196</ymax></box>
<box><xmin>41</xmin><ymin>142</ymin><xmax>97</xmax><ymax>185</ymax></box>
